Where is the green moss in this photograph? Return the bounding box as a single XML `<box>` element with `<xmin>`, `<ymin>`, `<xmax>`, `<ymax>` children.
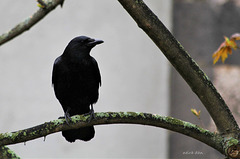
<box><xmin>0</xmin><ymin>132</ymin><xmax>11</xmax><ymax>139</ymax></box>
<box><xmin>123</xmin><ymin>112</ymin><xmax>129</xmax><ymax>116</ymax></box>
<box><xmin>118</xmin><ymin>112</ymin><xmax>126</xmax><ymax>118</ymax></box>
<box><xmin>135</xmin><ymin>0</ymin><xmax>143</xmax><ymax>4</ymax></box>
<box><xmin>71</xmin><ymin>115</ymin><xmax>88</xmax><ymax>123</ymax></box>
<box><xmin>202</xmin><ymin>72</ymin><xmax>210</xmax><ymax>81</ymax></box>
<box><xmin>56</xmin><ymin>119</ymin><xmax>64</xmax><ymax>125</ymax></box>
<box><xmin>7</xmin><ymin>132</ymin><xmax>18</xmax><ymax>141</ymax></box>
<box><xmin>1</xmin><ymin>146</ymin><xmax>20</xmax><ymax>159</ymax></box>
<box><xmin>30</xmin><ymin>131</ymin><xmax>36</xmax><ymax>136</ymax></box>
<box><xmin>135</xmin><ymin>112</ymin><xmax>146</xmax><ymax>118</ymax></box>
<box><xmin>97</xmin><ymin>112</ymin><xmax>109</xmax><ymax>118</ymax></box>
<box><xmin>126</xmin><ymin>112</ymin><xmax>137</xmax><ymax>118</ymax></box>
<box><xmin>223</xmin><ymin>137</ymin><xmax>239</xmax><ymax>155</ymax></box>
<box><xmin>225</xmin><ymin>137</ymin><xmax>239</xmax><ymax>146</ymax></box>
<box><xmin>164</xmin><ymin>116</ymin><xmax>184</xmax><ymax>126</ymax></box>
<box><xmin>115</xmin><ymin>112</ymin><xmax>147</xmax><ymax>119</ymax></box>
<box><xmin>152</xmin><ymin>114</ymin><xmax>162</xmax><ymax>119</ymax></box>
<box><xmin>183</xmin><ymin>121</ymin><xmax>194</xmax><ymax>128</ymax></box>
<box><xmin>110</xmin><ymin>112</ymin><xmax>118</xmax><ymax>118</ymax></box>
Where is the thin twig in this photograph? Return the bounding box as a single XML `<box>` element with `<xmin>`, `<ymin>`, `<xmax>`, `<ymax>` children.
<box><xmin>0</xmin><ymin>0</ymin><xmax>64</xmax><ymax>46</ymax></box>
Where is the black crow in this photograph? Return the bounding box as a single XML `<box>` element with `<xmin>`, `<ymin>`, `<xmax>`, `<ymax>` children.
<box><xmin>52</xmin><ymin>36</ymin><xmax>103</xmax><ymax>142</ymax></box>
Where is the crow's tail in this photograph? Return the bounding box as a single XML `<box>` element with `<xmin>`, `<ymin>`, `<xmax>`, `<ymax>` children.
<box><xmin>62</xmin><ymin>126</ymin><xmax>95</xmax><ymax>142</ymax></box>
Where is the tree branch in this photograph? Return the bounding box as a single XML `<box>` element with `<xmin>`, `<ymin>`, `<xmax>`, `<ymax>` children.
<box><xmin>0</xmin><ymin>146</ymin><xmax>20</xmax><ymax>159</ymax></box>
<box><xmin>117</xmin><ymin>0</ymin><xmax>239</xmax><ymax>136</ymax></box>
<box><xmin>0</xmin><ymin>0</ymin><xmax>64</xmax><ymax>46</ymax></box>
<box><xmin>0</xmin><ymin>112</ymin><xmax>224</xmax><ymax>154</ymax></box>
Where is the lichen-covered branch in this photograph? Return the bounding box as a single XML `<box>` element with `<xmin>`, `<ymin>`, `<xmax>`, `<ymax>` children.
<box><xmin>0</xmin><ymin>0</ymin><xmax>64</xmax><ymax>46</ymax></box>
<box><xmin>0</xmin><ymin>146</ymin><xmax>20</xmax><ymax>159</ymax></box>
<box><xmin>117</xmin><ymin>0</ymin><xmax>239</xmax><ymax>136</ymax></box>
<box><xmin>0</xmin><ymin>112</ymin><xmax>224</xmax><ymax>154</ymax></box>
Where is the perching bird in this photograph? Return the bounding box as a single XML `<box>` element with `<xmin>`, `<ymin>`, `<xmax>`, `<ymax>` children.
<box><xmin>52</xmin><ymin>36</ymin><xmax>103</xmax><ymax>142</ymax></box>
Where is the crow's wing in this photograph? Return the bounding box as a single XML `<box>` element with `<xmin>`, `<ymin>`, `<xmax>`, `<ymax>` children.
<box><xmin>52</xmin><ymin>56</ymin><xmax>61</xmax><ymax>89</ymax></box>
<box><xmin>91</xmin><ymin>57</ymin><xmax>101</xmax><ymax>87</ymax></box>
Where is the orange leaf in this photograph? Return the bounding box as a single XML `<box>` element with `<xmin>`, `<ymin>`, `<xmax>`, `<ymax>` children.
<box><xmin>212</xmin><ymin>35</ymin><xmax>238</xmax><ymax>64</ymax></box>
<box><xmin>212</xmin><ymin>50</ymin><xmax>221</xmax><ymax>64</ymax></box>
<box><xmin>225</xmin><ymin>36</ymin><xmax>237</xmax><ymax>50</ymax></box>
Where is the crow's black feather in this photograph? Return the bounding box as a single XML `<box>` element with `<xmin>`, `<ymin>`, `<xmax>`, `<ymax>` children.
<box><xmin>52</xmin><ymin>36</ymin><xmax>103</xmax><ymax>142</ymax></box>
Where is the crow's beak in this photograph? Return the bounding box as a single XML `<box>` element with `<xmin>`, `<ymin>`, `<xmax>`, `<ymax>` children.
<box><xmin>87</xmin><ymin>39</ymin><xmax>104</xmax><ymax>47</ymax></box>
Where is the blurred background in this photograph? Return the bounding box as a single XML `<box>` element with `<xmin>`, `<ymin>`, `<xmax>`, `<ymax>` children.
<box><xmin>1</xmin><ymin>0</ymin><xmax>240</xmax><ymax>158</ymax></box>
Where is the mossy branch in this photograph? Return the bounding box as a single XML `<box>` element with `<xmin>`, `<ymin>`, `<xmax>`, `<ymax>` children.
<box><xmin>0</xmin><ymin>0</ymin><xmax>64</xmax><ymax>46</ymax></box>
<box><xmin>117</xmin><ymin>0</ymin><xmax>239</xmax><ymax>136</ymax></box>
<box><xmin>0</xmin><ymin>146</ymin><xmax>20</xmax><ymax>159</ymax></box>
<box><xmin>0</xmin><ymin>112</ymin><xmax>225</xmax><ymax>154</ymax></box>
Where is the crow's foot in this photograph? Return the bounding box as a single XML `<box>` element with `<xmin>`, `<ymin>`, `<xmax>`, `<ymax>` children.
<box><xmin>84</xmin><ymin>104</ymin><xmax>95</xmax><ymax>122</ymax></box>
<box><xmin>60</xmin><ymin>108</ymin><xmax>71</xmax><ymax>125</ymax></box>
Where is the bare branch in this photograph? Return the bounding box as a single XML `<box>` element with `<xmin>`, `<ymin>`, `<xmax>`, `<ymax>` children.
<box><xmin>117</xmin><ymin>0</ymin><xmax>239</xmax><ymax>136</ymax></box>
<box><xmin>0</xmin><ymin>0</ymin><xmax>64</xmax><ymax>46</ymax></box>
<box><xmin>0</xmin><ymin>112</ymin><xmax>224</xmax><ymax>154</ymax></box>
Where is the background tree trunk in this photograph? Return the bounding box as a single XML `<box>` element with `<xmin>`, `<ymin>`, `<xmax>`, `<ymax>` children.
<box><xmin>170</xmin><ymin>0</ymin><xmax>240</xmax><ymax>158</ymax></box>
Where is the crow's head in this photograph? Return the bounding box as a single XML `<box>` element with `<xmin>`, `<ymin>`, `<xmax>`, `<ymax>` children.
<box><xmin>63</xmin><ymin>36</ymin><xmax>104</xmax><ymax>58</ymax></box>
<box><xmin>70</xmin><ymin>36</ymin><xmax>103</xmax><ymax>48</ymax></box>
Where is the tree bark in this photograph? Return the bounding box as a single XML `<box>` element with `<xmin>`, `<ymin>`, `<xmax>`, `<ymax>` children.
<box><xmin>0</xmin><ymin>112</ymin><xmax>224</xmax><ymax>153</ymax></box>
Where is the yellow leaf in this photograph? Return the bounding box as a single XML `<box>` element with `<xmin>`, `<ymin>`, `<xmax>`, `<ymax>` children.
<box><xmin>191</xmin><ymin>108</ymin><xmax>201</xmax><ymax>118</ymax></box>
<box><xmin>36</xmin><ymin>0</ymin><xmax>47</xmax><ymax>8</ymax></box>
<box><xmin>37</xmin><ymin>3</ymin><xmax>45</xmax><ymax>8</ymax></box>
